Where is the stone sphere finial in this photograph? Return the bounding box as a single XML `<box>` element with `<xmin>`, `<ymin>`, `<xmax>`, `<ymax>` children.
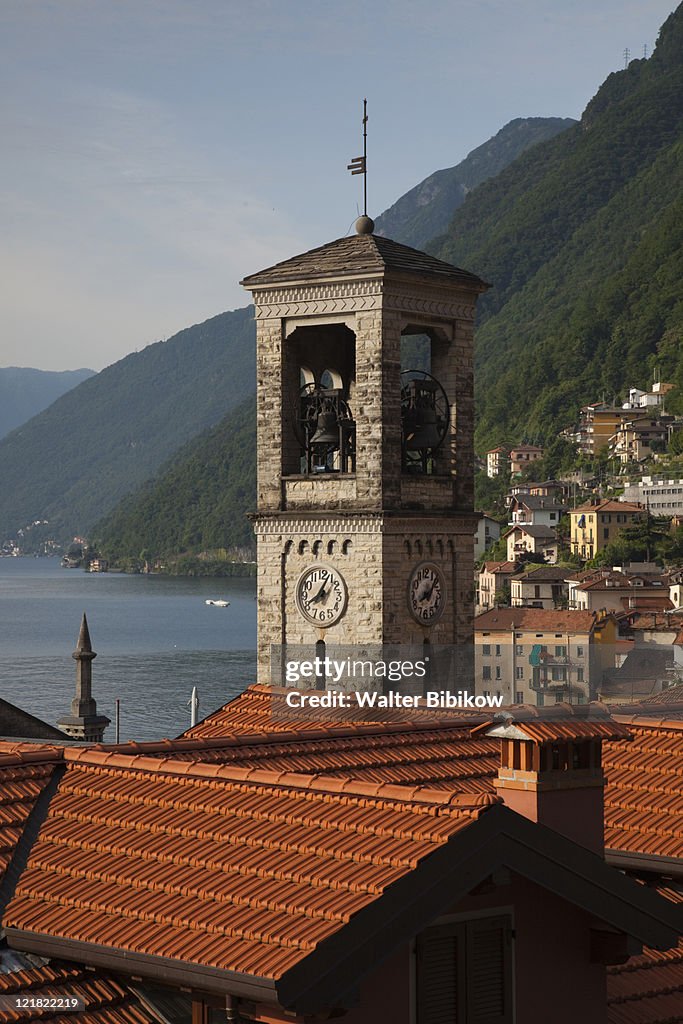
<box><xmin>355</xmin><ymin>215</ymin><xmax>375</xmax><ymax>235</ymax></box>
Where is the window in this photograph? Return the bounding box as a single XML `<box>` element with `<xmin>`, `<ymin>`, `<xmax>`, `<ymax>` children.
<box><xmin>515</xmin><ymin>691</ymin><xmax>524</xmax><ymax>704</ymax></box>
<box><xmin>515</xmin><ymin>645</ymin><xmax>524</xmax><ymax>656</ymax></box>
<box><xmin>555</xmin><ymin>691</ymin><xmax>564</xmax><ymax>703</ymax></box>
<box><xmin>416</xmin><ymin>916</ymin><xmax>513</xmax><ymax>1024</ymax></box>
<box><xmin>482</xmin><ymin>666</ymin><xmax>491</xmax><ymax>681</ymax></box>
<box><xmin>482</xmin><ymin>644</ymin><xmax>491</xmax><ymax>657</ymax></box>
<box><xmin>576</xmin><ymin>646</ymin><xmax>584</xmax><ymax>658</ymax></box>
<box><xmin>483</xmin><ymin>690</ymin><xmax>491</xmax><ymax>698</ymax></box>
<box><xmin>577</xmin><ymin>668</ymin><xmax>584</xmax><ymax>682</ymax></box>
<box><xmin>552</xmin><ymin>667</ymin><xmax>566</xmax><ymax>682</ymax></box>
<box><xmin>603</xmin><ymin>528</ymin><xmax>609</xmax><ymax>540</ymax></box>
<box><xmin>495</xmin><ymin>645</ymin><xmax>501</xmax><ymax>657</ymax></box>
<box><xmin>515</xmin><ymin>667</ymin><xmax>524</xmax><ymax>680</ymax></box>
<box><xmin>555</xmin><ymin>645</ymin><xmax>566</xmax><ymax>657</ymax></box>
<box><xmin>495</xmin><ymin>667</ymin><xmax>502</xmax><ymax>680</ymax></box>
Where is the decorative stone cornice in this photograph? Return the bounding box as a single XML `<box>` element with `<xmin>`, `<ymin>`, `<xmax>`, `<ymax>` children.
<box><xmin>251</xmin><ymin>511</ymin><xmax>478</xmax><ymax>535</ymax></box>
<box><xmin>252</xmin><ymin>278</ymin><xmax>475</xmax><ymax>323</ymax></box>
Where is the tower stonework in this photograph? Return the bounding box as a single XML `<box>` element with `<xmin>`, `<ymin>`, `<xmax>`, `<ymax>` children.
<box><xmin>241</xmin><ymin>230</ymin><xmax>488</xmax><ymax>685</ymax></box>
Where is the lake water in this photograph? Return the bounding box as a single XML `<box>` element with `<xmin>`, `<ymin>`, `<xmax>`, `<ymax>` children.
<box><xmin>0</xmin><ymin>558</ymin><xmax>256</xmax><ymax>742</ymax></box>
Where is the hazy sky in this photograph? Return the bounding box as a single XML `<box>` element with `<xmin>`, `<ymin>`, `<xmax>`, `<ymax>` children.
<box><xmin>1</xmin><ymin>0</ymin><xmax>677</xmax><ymax>372</ymax></box>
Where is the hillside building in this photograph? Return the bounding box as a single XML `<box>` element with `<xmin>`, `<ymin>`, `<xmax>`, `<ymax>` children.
<box><xmin>477</xmin><ymin>559</ymin><xmax>519</xmax><ymax>611</ymax></box>
<box><xmin>508</xmin><ymin>443</ymin><xmax>543</xmax><ymax>475</ymax></box>
<box><xmin>610</xmin><ymin>416</ymin><xmax>673</xmax><ymax>465</ymax></box>
<box><xmin>474</xmin><ymin>607</ymin><xmax>618</xmax><ymax>706</ymax></box>
<box><xmin>568</xmin><ymin>570</ymin><xmax>672</xmax><ymax>616</ymax></box>
<box><xmin>507</xmin><ymin>492</ymin><xmax>566</xmax><ymax>528</ymax></box>
<box><xmin>510</xmin><ymin>564</ymin><xmax>570</xmax><ymax>609</ymax></box>
<box><xmin>486</xmin><ymin>445</ymin><xmax>508</xmax><ymax>477</ymax></box>
<box><xmin>569</xmin><ymin>499</ymin><xmax>644</xmax><ymax>560</ymax></box>
<box><xmin>504</xmin><ymin>522</ymin><xmax>558</xmax><ymax>563</ymax></box>
<box><xmin>621</xmin><ymin>476</ymin><xmax>683</xmax><ymax>516</ymax></box>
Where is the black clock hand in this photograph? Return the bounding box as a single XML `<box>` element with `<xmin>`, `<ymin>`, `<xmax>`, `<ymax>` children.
<box><xmin>311</xmin><ymin>581</ymin><xmax>329</xmax><ymax>603</ymax></box>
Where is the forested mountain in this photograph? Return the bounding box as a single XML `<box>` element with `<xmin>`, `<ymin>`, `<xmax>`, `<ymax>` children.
<box><xmin>429</xmin><ymin>4</ymin><xmax>683</xmax><ymax>448</ymax></box>
<box><xmin>93</xmin><ymin>396</ymin><xmax>256</xmax><ymax>565</ymax></box>
<box><xmin>374</xmin><ymin>117</ymin><xmax>575</xmax><ymax>250</ymax></box>
<box><xmin>0</xmin><ymin>367</ymin><xmax>94</xmax><ymax>439</ymax></box>
<box><xmin>0</xmin><ymin>306</ymin><xmax>254</xmax><ymax>542</ymax></box>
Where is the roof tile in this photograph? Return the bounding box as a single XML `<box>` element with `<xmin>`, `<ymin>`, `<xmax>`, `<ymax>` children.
<box><xmin>4</xmin><ymin>755</ymin><xmax>494</xmax><ymax>982</ymax></box>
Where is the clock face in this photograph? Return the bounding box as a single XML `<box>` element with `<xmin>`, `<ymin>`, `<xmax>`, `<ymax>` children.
<box><xmin>408</xmin><ymin>562</ymin><xmax>446</xmax><ymax>625</ymax></box>
<box><xmin>296</xmin><ymin>564</ymin><xmax>348</xmax><ymax>626</ymax></box>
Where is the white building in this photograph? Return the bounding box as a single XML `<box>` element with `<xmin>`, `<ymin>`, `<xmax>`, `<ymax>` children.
<box><xmin>620</xmin><ymin>477</ymin><xmax>683</xmax><ymax>516</ymax></box>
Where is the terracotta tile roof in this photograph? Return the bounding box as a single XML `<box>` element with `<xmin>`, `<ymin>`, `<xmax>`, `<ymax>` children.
<box><xmin>3</xmin><ymin>750</ymin><xmax>497</xmax><ymax>984</ymax></box>
<box><xmin>572</xmin><ymin>500</ymin><xmax>645</xmax><ymax>514</ymax></box>
<box><xmin>183</xmin><ymin>684</ymin><xmax>485</xmax><ymax>739</ymax></box>
<box><xmin>511</xmin><ymin>565</ymin><xmax>571</xmax><ymax>582</ymax></box>
<box><xmin>474</xmin><ymin>704</ymin><xmax>631</xmax><ymax>744</ymax></box>
<box><xmin>0</xmin><ymin>961</ymin><xmax>161</xmax><ymax>1024</ymax></box>
<box><xmin>578</xmin><ymin>576</ymin><xmax>667</xmax><ymax>592</ymax></box>
<box><xmin>604</xmin><ymin>720</ymin><xmax>683</xmax><ymax>859</ymax></box>
<box><xmin>475</xmin><ymin>608</ymin><xmax>598</xmax><ymax>633</ymax></box>
<box><xmin>607</xmin><ymin>884</ymin><xmax>683</xmax><ymax>1024</ymax></box>
<box><xmin>97</xmin><ymin>721</ymin><xmax>499</xmax><ymax>795</ymax></box>
<box><xmin>502</xmin><ymin>523</ymin><xmax>556</xmax><ymax>538</ymax></box>
<box><xmin>481</xmin><ymin>560</ymin><xmax>518</xmax><ymax>574</ymax></box>
<box><xmin>624</xmin><ymin>612</ymin><xmax>676</xmax><ymax>629</ymax></box>
<box><xmin>642</xmin><ymin>684</ymin><xmax>683</xmax><ymax>705</ymax></box>
<box><xmin>0</xmin><ymin>744</ymin><xmax>63</xmax><ymax>888</ymax></box>
<box><xmin>240</xmin><ymin>233</ymin><xmax>488</xmax><ymax>289</ymax></box>
<box><xmin>511</xmin><ymin>495</ymin><xmax>565</xmax><ymax>511</ymax></box>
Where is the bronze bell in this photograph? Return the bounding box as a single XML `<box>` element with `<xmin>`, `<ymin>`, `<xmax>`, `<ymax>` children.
<box><xmin>310</xmin><ymin>406</ymin><xmax>340</xmax><ymax>448</ymax></box>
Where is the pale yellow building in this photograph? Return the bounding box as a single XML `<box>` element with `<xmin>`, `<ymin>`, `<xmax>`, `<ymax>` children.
<box><xmin>569</xmin><ymin>499</ymin><xmax>644</xmax><ymax>560</ymax></box>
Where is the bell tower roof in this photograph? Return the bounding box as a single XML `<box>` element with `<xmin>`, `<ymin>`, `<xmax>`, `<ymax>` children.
<box><xmin>241</xmin><ymin>232</ymin><xmax>489</xmax><ymax>290</ymax></box>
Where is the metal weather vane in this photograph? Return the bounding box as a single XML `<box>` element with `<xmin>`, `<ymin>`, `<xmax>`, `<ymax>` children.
<box><xmin>347</xmin><ymin>99</ymin><xmax>368</xmax><ymax>216</ymax></box>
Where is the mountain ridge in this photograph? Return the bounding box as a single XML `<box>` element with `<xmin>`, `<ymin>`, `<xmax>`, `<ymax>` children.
<box><xmin>0</xmin><ymin>306</ymin><xmax>255</xmax><ymax>543</ymax></box>
<box><xmin>374</xmin><ymin>117</ymin><xmax>576</xmax><ymax>250</ymax></box>
<box><xmin>0</xmin><ymin>366</ymin><xmax>94</xmax><ymax>440</ymax></box>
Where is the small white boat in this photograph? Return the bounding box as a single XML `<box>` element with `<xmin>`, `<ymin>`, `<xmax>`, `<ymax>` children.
<box><xmin>205</xmin><ymin>599</ymin><xmax>230</xmax><ymax>607</ymax></box>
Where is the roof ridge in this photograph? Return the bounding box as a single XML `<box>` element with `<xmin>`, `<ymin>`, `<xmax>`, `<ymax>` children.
<box><xmin>63</xmin><ymin>748</ymin><xmax>499</xmax><ymax>814</ymax></box>
<box><xmin>114</xmin><ymin>716</ymin><xmax>485</xmax><ymax>754</ymax></box>
<box><xmin>612</xmin><ymin>715</ymin><xmax>683</xmax><ymax>732</ymax></box>
<box><xmin>0</xmin><ymin>744</ymin><xmax>65</xmax><ymax>765</ymax></box>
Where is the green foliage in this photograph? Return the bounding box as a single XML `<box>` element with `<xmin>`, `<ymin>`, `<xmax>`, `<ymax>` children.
<box><xmin>93</xmin><ymin>396</ymin><xmax>256</xmax><ymax>566</ymax></box>
<box><xmin>588</xmin><ymin>517</ymin><xmax>671</xmax><ymax>567</ymax></box>
<box><xmin>482</xmin><ymin>536</ymin><xmax>508</xmax><ymax>564</ymax></box>
<box><xmin>0</xmin><ymin>307</ymin><xmax>255</xmax><ymax>542</ymax></box>
<box><xmin>426</xmin><ymin>7</ymin><xmax>683</xmax><ymax>452</ymax></box>
<box><xmin>474</xmin><ymin>470</ymin><xmax>510</xmax><ymax>518</ymax></box>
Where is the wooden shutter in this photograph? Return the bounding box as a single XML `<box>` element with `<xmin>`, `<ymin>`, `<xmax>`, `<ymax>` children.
<box><xmin>465</xmin><ymin>915</ymin><xmax>513</xmax><ymax>1024</ymax></box>
<box><xmin>416</xmin><ymin>924</ymin><xmax>462</xmax><ymax>1024</ymax></box>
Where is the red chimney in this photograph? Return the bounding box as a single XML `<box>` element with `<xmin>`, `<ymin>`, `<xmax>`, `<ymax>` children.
<box><xmin>473</xmin><ymin>706</ymin><xmax>631</xmax><ymax>855</ymax></box>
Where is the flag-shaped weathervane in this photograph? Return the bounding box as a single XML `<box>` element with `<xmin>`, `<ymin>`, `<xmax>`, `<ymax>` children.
<box><xmin>347</xmin><ymin>99</ymin><xmax>368</xmax><ymax>216</ymax></box>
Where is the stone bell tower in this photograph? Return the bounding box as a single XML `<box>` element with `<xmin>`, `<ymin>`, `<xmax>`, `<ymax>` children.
<box><xmin>241</xmin><ymin>217</ymin><xmax>488</xmax><ymax>684</ymax></box>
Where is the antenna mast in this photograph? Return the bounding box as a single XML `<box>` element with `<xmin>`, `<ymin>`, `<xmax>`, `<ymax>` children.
<box><xmin>623</xmin><ymin>47</ymin><xmax>630</xmax><ymax>68</ymax></box>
